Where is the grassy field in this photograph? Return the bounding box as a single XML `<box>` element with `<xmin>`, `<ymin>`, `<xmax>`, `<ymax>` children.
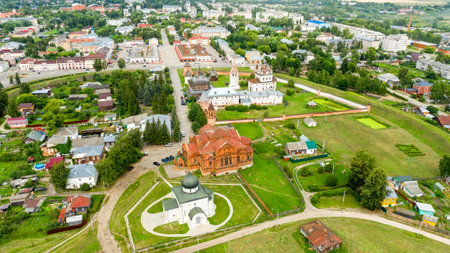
<box><xmin>299</xmin><ymin>164</ymin><xmax>349</xmax><ymax>192</ymax></box>
<box><xmin>252</xmin><ymin>141</ymin><xmax>281</xmax><ymax>160</ymax></box>
<box><xmin>128</xmin><ymin>182</ymin><xmax>176</xmax><ymax>249</ymax></box>
<box><xmin>356</xmin><ymin>117</ymin><xmax>388</xmax><ymax>129</ymax></box>
<box><xmin>240</xmin><ymin>154</ymin><xmax>301</xmax><ymax>213</ymax></box>
<box><xmin>207</xmin><ymin>185</ymin><xmax>260</xmax><ymax>228</ymax></box>
<box><xmin>0</xmin><ymin>161</ymin><xmax>29</xmax><ymax>182</ymax></box>
<box><xmin>313</xmin><ymin>98</ymin><xmax>349</xmax><ymax>111</ymax></box>
<box><xmin>153</xmin><ymin>222</ymin><xmax>189</xmax><ymax>235</ymax></box>
<box><xmin>275</xmin><ymin>73</ymin><xmax>450</xmax><ymax>159</ymax></box>
<box><xmin>395</xmin><ymin>144</ymin><xmax>425</xmax><ymax>157</ymax></box>
<box><xmin>109</xmin><ymin>171</ymin><xmax>159</xmax><ymax>252</ymax></box>
<box><xmin>211</xmin><ymin>75</ymin><xmax>230</xmax><ymax>88</ymax></box>
<box><xmin>54</xmin><ymin>222</ymin><xmax>102</xmax><ymax>253</ymax></box>
<box><xmin>232</xmin><ymin>122</ymin><xmax>264</xmax><ymax>140</ymax></box>
<box><xmin>208</xmin><ymin>195</ymin><xmax>230</xmax><ymax>225</ymax></box>
<box><xmin>200</xmin><ymin>217</ymin><xmax>450</xmax><ymax>252</ymax></box>
<box><xmin>314</xmin><ymin>195</ymin><xmax>362</xmax><ymax>209</ymax></box>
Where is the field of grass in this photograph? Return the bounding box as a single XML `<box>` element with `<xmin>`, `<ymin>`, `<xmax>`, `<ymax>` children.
<box><xmin>299</xmin><ymin>164</ymin><xmax>349</xmax><ymax>192</ymax></box>
<box><xmin>201</xmin><ymin>217</ymin><xmax>450</xmax><ymax>253</ymax></box>
<box><xmin>313</xmin><ymin>98</ymin><xmax>349</xmax><ymax>111</ymax></box>
<box><xmin>128</xmin><ymin>182</ymin><xmax>176</xmax><ymax>249</ymax></box>
<box><xmin>211</xmin><ymin>75</ymin><xmax>230</xmax><ymax>88</ymax></box>
<box><xmin>0</xmin><ymin>161</ymin><xmax>29</xmax><ymax>182</ymax></box>
<box><xmin>252</xmin><ymin>141</ymin><xmax>281</xmax><ymax>159</ymax></box>
<box><xmin>232</xmin><ymin>122</ymin><xmax>264</xmax><ymax>140</ymax></box>
<box><xmin>240</xmin><ymin>154</ymin><xmax>301</xmax><ymax>213</ymax></box>
<box><xmin>207</xmin><ymin>185</ymin><xmax>260</xmax><ymax>228</ymax></box>
<box><xmin>147</xmin><ymin>199</ymin><xmax>166</xmax><ymax>213</ymax></box>
<box><xmin>315</xmin><ymin>195</ymin><xmax>362</xmax><ymax>209</ymax></box>
<box><xmin>208</xmin><ymin>195</ymin><xmax>230</xmax><ymax>225</ymax></box>
<box><xmin>109</xmin><ymin>171</ymin><xmax>159</xmax><ymax>252</ymax></box>
<box><xmin>395</xmin><ymin>144</ymin><xmax>425</xmax><ymax>157</ymax></box>
<box><xmin>153</xmin><ymin>222</ymin><xmax>189</xmax><ymax>235</ymax></box>
<box><xmin>54</xmin><ymin>221</ymin><xmax>102</xmax><ymax>253</ymax></box>
<box><xmin>356</xmin><ymin>117</ymin><xmax>388</xmax><ymax>129</ymax></box>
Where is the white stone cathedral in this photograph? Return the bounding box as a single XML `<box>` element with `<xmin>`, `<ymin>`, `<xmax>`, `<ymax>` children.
<box><xmin>229</xmin><ymin>61</ymin><xmax>240</xmax><ymax>90</ymax></box>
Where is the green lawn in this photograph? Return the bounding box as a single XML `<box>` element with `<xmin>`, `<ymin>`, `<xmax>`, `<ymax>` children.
<box><xmin>128</xmin><ymin>182</ymin><xmax>177</xmax><ymax>249</ymax></box>
<box><xmin>356</xmin><ymin>117</ymin><xmax>388</xmax><ymax>129</ymax></box>
<box><xmin>299</xmin><ymin>164</ymin><xmax>349</xmax><ymax>192</ymax></box>
<box><xmin>147</xmin><ymin>199</ymin><xmax>166</xmax><ymax>213</ymax></box>
<box><xmin>207</xmin><ymin>185</ymin><xmax>260</xmax><ymax>228</ymax></box>
<box><xmin>240</xmin><ymin>154</ymin><xmax>301</xmax><ymax>213</ymax></box>
<box><xmin>200</xmin><ymin>217</ymin><xmax>450</xmax><ymax>253</ymax></box>
<box><xmin>109</xmin><ymin>171</ymin><xmax>159</xmax><ymax>252</ymax></box>
<box><xmin>252</xmin><ymin>141</ymin><xmax>280</xmax><ymax>160</ymax></box>
<box><xmin>314</xmin><ymin>195</ymin><xmax>362</xmax><ymax>209</ymax></box>
<box><xmin>232</xmin><ymin>122</ymin><xmax>264</xmax><ymax>140</ymax></box>
<box><xmin>153</xmin><ymin>222</ymin><xmax>189</xmax><ymax>235</ymax></box>
<box><xmin>0</xmin><ymin>161</ymin><xmax>29</xmax><ymax>182</ymax></box>
<box><xmin>313</xmin><ymin>98</ymin><xmax>349</xmax><ymax>111</ymax></box>
<box><xmin>54</xmin><ymin>221</ymin><xmax>102</xmax><ymax>253</ymax></box>
<box><xmin>208</xmin><ymin>195</ymin><xmax>230</xmax><ymax>225</ymax></box>
<box><xmin>275</xmin><ymin>73</ymin><xmax>449</xmax><ymax>162</ymax></box>
<box><xmin>211</xmin><ymin>75</ymin><xmax>230</xmax><ymax>88</ymax></box>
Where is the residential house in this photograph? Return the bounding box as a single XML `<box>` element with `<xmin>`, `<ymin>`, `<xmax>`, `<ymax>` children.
<box><xmin>404</xmin><ymin>181</ymin><xmax>424</xmax><ymax>197</ymax></box>
<box><xmin>307</xmin><ymin>101</ymin><xmax>317</xmax><ymax>108</ymax></box>
<box><xmin>381</xmin><ymin>186</ymin><xmax>398</xmax><ymax>207</ymax></box>
<box><xmin>245</xmin><ymin>50</ymin><xmax>263</xmax><ymax>63</ymax></box>
<box><xmin>285</xmin><ymin>141</ymin><xmax>318</xmax><ymax>156</ymax></box>
<box><xmin>422</xmin><ymin>214</ymin><xmax>438</xmax><ymax>227</ymax></box>
<box><xmin>98</xmin><ymin>100</ymin><xmax>114</xmax><ymax>111</ymax></box>
<box><xmin>66</xmin><ymin>164</ymin><xmax>99</xmax><ymax>189</ymax></box>
<box><xmin>23</xmin><ymin>198</ymin><xmax>44</xmax><ymax>214</ymax></box>
<box><xmin>416</xmin><ymin>202</ymin><xmax>435</xmax><ymax>216</ymax></box>
<box><xmin>10</xmin><ymin>175</ymin><xmax>37</xmax><ymax>188</ymax></box>
<box><xmin>17</xmin><ymin>103</ymin><xmax>34</xmax><ymax>116</ymax></box>
<box><xmin>377</xmin><ymin>73</ymin><xmax>400</xmax><ymax>87</ymax></box>
<box><xmin>68</xmin><ymin>94</ymin><xmax>88</xmax><ymax>101</ymax></box>
<box><xmin>416</xmin><ymin>58</ymin><xmax>450</xmax><ymax>80</ymax></box>
<box><xmin>7</xmin><ymin>117</ymin><xmax>27</xmax><ymax>128</ymax></box>
<box><xmin>434</xmin><ymin>182</ymin><xmax>446</xmax><ymax>193</ymax></box>
<box><xmin>46</xmin><ymin>126</ymin><xmax>79</xmax><ymax>147</ymax></box>
<box><xmin>59</xmin><ymin>195</ymin><xmax>91</xmax><ymax>223</ymax></box>
<box><xmin>412</xmin><ymin>81</ymin><xmax>433</xmax><ymax>95</ymax></box>
<box><xmin>103</xmin><ymin>134</ymin><xmax>117</xmax><ymax>149</ymax></box>
<box><xmin>304</xmin><ymin>117</ymin><xmax>317</xmax><ymax>127</ymax></box>
<box><xmin>45</xmin><ymin>156</ymin><xmax>64</xmax><ymax>170</ymax></box>
<box><xmin>0</xmin><ymin>204</ymin><xmax>10</xmax><ymax>213</ymax></box>
<box><xmin>436</xmin><ymin>115</ymin><xmax>450</xmax><ymax>130</ymax></box>
<box><xmin>24</xmin><ymin>130</ymin><xmax>46</xmax><ymax>144</ymax></box>
<box><xmin>9</xmin><ymin>192</ymin><xmax>30</xmax><ymax>206</ymax></box>
<box><xmin>31</xmin><ymin>88</ymin><xmax>51</xmax><ymax>97</ymax></box>
<box><xmin>300</xmin><ymin>220</ymin><xmax>343</xmax><ymax>253</ymax></box>
<box><xmin>70</xmin><ymin>145</ymin><xmax>105</xmax><ymax>164</ymax></box>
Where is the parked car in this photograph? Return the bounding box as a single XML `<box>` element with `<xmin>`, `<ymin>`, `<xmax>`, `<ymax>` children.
<box><xmin>34</xmin><ymin>187</ymin><xmax>46</xmax><ymax>192</ymax></box>
<box><xmin>161</xmin><ymin>158</ymin><xmax>168</xmax><ymax>163</ymax></box>
<box><xmin>169</xmin><ymin>155</ymin><xmax>174</xmax><ymax>160</ymax></box>
<box><xmin>181</xmin><ymin>131</ymin><xmax>186</xmax><ymax>137</ymax></box>
<box><xmin>165</xmin><ymin>143</ymin><xmax>173</xmax><ymax>147</ymax></box>
<box><xmin>153</xmin><ymin>162</ymin><xmax>161</xmax><ymax>166</ymax></box>
<box><xmin>143</xmin><ymin>152</ymin><xmax>149</xmax><ymax>156</ymax></box>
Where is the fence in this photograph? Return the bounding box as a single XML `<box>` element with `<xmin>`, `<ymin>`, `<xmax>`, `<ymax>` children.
<box><xmin>395</xmin><ymin>190</ymin><xmax>416</xmax><ymax>207</ymax></box>
<box><xmin>215</xmin><ymin>107</ymin><xmax>370</xmax><ymax>125</ymax></box>
<box><xmin>290</xmin><ymin>154</ymin><xmax>329</xmax><ymax>163</ymax></box>
<box><xmin>25</xmin><ymin>118</ymin><xmax>90</xmax><ymax>128</ymax></box>
<box><xmin>236</xmin><ymin>172</ymin><xmax>273</xmax><ymax>217</ymax></box>
<box><xmin>47</xmin><ymin>220</ymin><xmax>87</xmax><ymax>235</ymax></box>
<box><xmin>272</xmin><ymin>157</ymin><xmax>304</xmax><ymax>212</ymax></box>
<box><xmin>386</xmin><ymin>211</ymin><xmax>449</xmax><ymax>236</ymax></box>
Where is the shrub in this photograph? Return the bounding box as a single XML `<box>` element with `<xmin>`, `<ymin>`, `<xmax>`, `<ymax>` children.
<box><xmin>308</xmin><ymin>185</ymin><xmax>319</xmax><ymax>192</ymax></box>
<box><xmin>325</xmin><ymin>163</ymin><xmax>333</xmax><ymax>173</ymax></box>
<box><xmin>286</xmin><ymin>89</ymin><xmax>294</xmax><ymax>96</ymax></box>
<box><xmin>311</xmin><ymin>195</ymin><xmax>319</xmax><ymax>204</ymax></box>
<box><xmin>318</xmin><ymin>166</ymin><xmax>325</xmax><ymax>174</ymax></box>
<box><xmin>236</xmin><ymin>105</ymin><xmax>249</xmax><ymax>112</ymax></box>
<box><xmin>4</xmin><ymin>123</ymin><xmax>10</xmax><ymax>129</ymax></box>
<box><xmin>80</xmin><ymin>183</ymin><xmax>91</xmax><ymax>191</ymax></box>
<box><xmin>300</xmin><ymin>167</ymin><xmax>310</xmax><ymax>177</ymax></box>
<box><xmin>326</xmin><ymin>174</ymin><xmax>338</xmax><ymax>186</ymax></box>
<box><xmin>285</xmin><ymin>122</ymin><xmax>296</xmax><ymax>129</ymax></box>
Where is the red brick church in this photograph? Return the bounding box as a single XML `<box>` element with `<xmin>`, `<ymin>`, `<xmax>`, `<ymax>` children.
<box><xmin>176</xmin><ymin>124</ymin><xmax>253</xmax><ymax>176</ymax></box>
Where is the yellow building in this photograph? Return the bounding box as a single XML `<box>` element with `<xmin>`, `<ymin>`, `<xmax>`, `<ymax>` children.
<box><xmin>422</xmin><ymin>214</ymin><xmax>438</xmax><ymax>227</ymax></box>
<box><xmin>381</xmin><ymin>186</ymin><xmax>398</xmax><ymax>207</ymax></box>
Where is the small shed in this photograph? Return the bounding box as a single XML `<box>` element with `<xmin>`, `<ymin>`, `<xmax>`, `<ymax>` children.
<box><xmin>422</xmin><ymin>214</ymin><xmax>438</xmax><ymax>227</ymax></box>
<box><xmin>304</xmin><ymin>117</ymin><xmax>317</xmax><ymax>127</ymax></box>
<box><xmin>434</xmin><ymin>182</ymin><xmax>446</xmax><ymax>192</ymax></box>
<box><xmin>416</xmin><ymin>202</ymin><xmax>435</xmax><ymax>216</ymax></box>
<box><xmin>66</xmin><ymin>215</ymin><xmax>83</xmax><ymax>226</ymax></box>
<box><xmin>394</xmin><ymin>208</ymin><xmax>416</xmax><ymax>219</ymax></box>
<box><xmin>307</xmin><ymin>100</ymin><xmax>317</xmax><ymax>108</ymax></box>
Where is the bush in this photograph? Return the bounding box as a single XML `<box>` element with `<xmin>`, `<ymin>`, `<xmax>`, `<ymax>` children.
<box><xmin>225</xmin><ymin>105</ymin><xmax>236</xmax><ymax>111</ymax></box>
<box><xmin>308</xmin><ymin>185</ymin><xmax>319</xmax><ymax>191</ymax></box>
<box><xmin>326</xmin><ymin>175</ymin><xmax>338</xmax><ymax>186</ymax></box>
<box><xmin>325</xmin><ymin>163</ymin><xmax>333</xmax><ymax>173</ymax></box>
<box><xmin>80</xmin><ymin>183</ymin><xmax>91</xmax><ymax>191</ymax></box>
<box><xmin>285</xmin><ymin>122</ymin><xmax>296</xmax><ymax>129</ymax></box>
<box><xmin>286</xmin><ymin>89</ymin><xmax>294</xmax><ymax>96</ymax></box>
<box><xmin>300</xmin><ymin>167</ymin><xmax>310</xmax><ymax>177</ymax></box>
<box><xmin>318</xmin><ymin>166</ymin><xmax>325</xmax><ymax>174</ymax></box>
<box><xmin>236</xmin><ymin>105</ymin><xmax>249</xmax><ymax>112</ymax></box>
<box><xmin>4</xmin><ymin>123</ymin><xmax>10</xmax><ymax>129</ymax></box>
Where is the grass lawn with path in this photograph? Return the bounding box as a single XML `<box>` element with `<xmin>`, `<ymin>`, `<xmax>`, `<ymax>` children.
<box><xmin>240</xmin><ymin>154</ymin><xmax>301</xmax><ymax>213</ymax></box>
<box><xmin>232</xmin><ymin>122</ymin><xmax>264</xmax><ymax>140</ymax></box>
<box><xmin>54</xmin><ymin>221</ymin><xmax>102</xmax><ymax>253</ymax></box>
<box><xmin>153</xmin><ymin>222</ymin><xmax>189</xmax><ymax>235</ymax></box>
<box><xmin>208</xmin><ymin>194</ymin><xmax>230</xmax><ymax>225</ymax></box>
<box><xmin>109</xmin><ymin>171</ymin><xmax>159</xmax><ymax>252</ymax></box>
<box><xmin>207</xmin><ymin>185</ymin><xmax>261</xmax><ymax>228</ymax></box>
<box><xmin>200</xmin><ymin>217</ymin><xmax>450</xmax><ymax>253</ymax></box>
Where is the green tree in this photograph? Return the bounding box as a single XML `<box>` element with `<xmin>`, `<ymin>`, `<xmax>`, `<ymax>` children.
<box><xmin>348</xmin><ymin>151</ymin><xmax>376</xmax><ymax>190</ymax></box>
<box><xmin>93</xmin><ymin>58</ymin><xmax>104</xmax><ymax>72</ymax></box>
<box><xmin>152</xmin><ymin>94</ymin><xmax>159</xmax><ymax>113</ymax></box>
<box><xmin>96</xmin><ymin>159</ymin><xmax>119</xmax><ymax>186</ymax></box>
<box><xmin>160</xmin><ymin>121</ymin><xmax>170</xmax><ymax>144</ymax></box>
<box><xmin>430</xmin><ymin>81</ymin><xmax>449</xmax><ymax>103</ymax></box>
<box><xmin>439</xmin><ymin>155</ymin><xmax>450</xmax><ymax>177</ymax></box>
<box><xmin>172</xmin><ymin>117</ymin><xmax>181</xmax><ymax>142</ymax></box>
<box><xmin>143</xmin><ymin>120</ymin><xmax>152</xmax><ymax>144</ymax></box>
<box><xmin>118</xmin><ymin>58</ymin><xmax>126</xmax><ymax>69</ymax></box>
<box><xmin>326</xmin><ymin>174</ymin><xmax>338</xmax><ymax>186</ymax></box>
<box><xmin>42</xmin><ymin>99</ymin><xmax>64</xmax><ymax>131</ymax></box>
<box><xmin>9</xmin><ymin>76</ymin><xmax>14</xmax><ymax>86</ymax></box>
<box><xmin>0</xmin><ymin>81</ymin><xmax>3</xmax><ymax>89</ymax></box>
<box><xmin>361</xmin><ymin>168</ymin><xmax>387</xmax><ymax>210</ymax></box>
<box><xmin>0</xmin><ymin>89</ymin><xmax>8</xmax><ymax>117</ymax></box>
<box><xmin>15</xmin><ymin>73</ymin><xmax>21</xmax><ymax>85</ymax></box>
<box><xmin>19</xmin><ymin>83</ymin><xmax>31</xmax><ymax>94</ymax></box>
<box><xmin>365</xmin><ymin>47</ymin><xmax>377</xmax><ymax>65</ymax></box>
<box><xmin>7</xmin><ymin>96</ymin><xmax>19</xmax><ymax>117</ymax></box>
<box><xmin>397</xmin><ymin>68</ymin><xmax>411</xmax><ymax>87</ymax></box>
<box><xmin>50</xmin><ymin>162</ymin><xmax>70</xmax><ymax>190</ymax></box>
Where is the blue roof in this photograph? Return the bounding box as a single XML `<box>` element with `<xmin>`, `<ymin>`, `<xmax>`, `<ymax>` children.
<box><xmin>306</xmin><ymin>141</ymin><xmax>317</xmax><ymax>149</ymax></box>
<box><xmin>416</xmin><ymin>81</ymin><xmax>433</xmax><ymax>87</ymax></box>
<box><xmin>307</xmin><ymin>20</ymin><xmax>328</xmax><ymax>25</ymax></box>
<box><xmin>68</xmin><ymin>164</ymin><xmax>98</xmax><ymax>179</ymax></box>
<box><xmin>70</xmin><ymin>145</ymin><xmax>104</xmax><ymax>157</ymax></box>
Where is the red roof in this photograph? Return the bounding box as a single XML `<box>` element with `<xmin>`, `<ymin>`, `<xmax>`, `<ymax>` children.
<box><xmin>7</xmin><ymin>117</ymin><xmax>27</xmax><ymax>125</ymax></box>
<box><xmin>98</xmin><ymin>100</ymin><xmax>114</xmax><ymax>108</ymax></box>
<box><xmin>437</xmin><ymin>115</ymin><xmax>450</xmax><ymax>126</ymax></box>
<box><xmin>45</xmin><ymin>156</ymin><xmax>64</xmax><ymax>169</ymax></box>
<box><xmin>66</xmin><ymin>195</ymin><xmax>90</xmax><ymax>210</ymax></box>
<box><xmin>24</xmin><ymin>198</ymin><xmax>41</xmax><ymax>208</ymax></box>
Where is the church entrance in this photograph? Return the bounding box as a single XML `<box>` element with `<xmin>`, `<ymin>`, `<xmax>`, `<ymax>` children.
<box><xmin>196</xmin><ymin>216</ymin><xmax>201</xmax><ymax>224</ymax></box>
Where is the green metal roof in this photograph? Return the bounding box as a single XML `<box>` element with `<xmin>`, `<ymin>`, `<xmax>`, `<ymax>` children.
<box><xmin>188</xmin><ymin>207</ymin><xmax>205</xmax><ymax>220</ymax></box>
<box><xmin>162</xmin><ymin>198</ymin><xmax>179</xmax><ymax>211</ymax></box>
<box><xmin>181</xmin><ymin>172</ymin><xmax>199</xmax><ymax>189</ymax></box>
<box><xmin>306</xmin><ymin>141</ymin><xmax>317</xmax><ymax>149</ymax></box>
<box><xmin>172</xmin><ymin>184</ymin><xmax>213</xmax><ymax>204</ymax></box>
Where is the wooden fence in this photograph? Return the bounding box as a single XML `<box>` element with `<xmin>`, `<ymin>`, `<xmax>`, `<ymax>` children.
<box><xmin>236</xmin><ymin>172</ymin><xmax>273</xmax><ymax>217</ymax></box>
<box><xmin>47</xmin><ymin>219</ymin><xmax>87</xmax><ymax>235</ymax></box>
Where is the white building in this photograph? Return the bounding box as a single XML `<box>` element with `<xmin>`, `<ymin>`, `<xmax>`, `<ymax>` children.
<box><xmin>106</xmin><ymin>18</ymin><xmax>128</xmax><ymax>26</ymax></box>
<box><xmin>191</xmin><ymin>26</ymin><xmax>230</xmax><ymax>39</ymax></box>
<box><xmin>229</xmin><ymin>61</ymin><xmax>240</xmax><ymax>90</ymax></box>
<box><xmin>127</xmin><ymin>45</ymin><xmax>160</xmax><ymax>64</ymax></box>
<box><xmin>66</xmin><ymin>164</ymin><xmax>98</xmax><ymax>189</ymax></box>
<box><xmin>162</xmin><ymin>5</ymin><xmax>182</xmax><ymax>13</ymax></box>
<box><xmin>381</xmin><ymin>34</ymin><xmax>408</xmax><ymax>52</ymax></box>
<box><xmin>377</xmin><ymin>73</ymin><xmax>400</xmax><ymax>87</ymax></box>
<box><xmin>304</xmin><ymin>117</ymin><xmax>317</xmax><ymax>127</ymax></box>
<box><xmin>0</xmin><ymin>61</ymin><xmax>9</xmax><ymax>72</ymax></box>
<box><xmin>332</xmin><ymin>22</ymin><xmax>385</xmax><ymax>41</ymax></box>
<box><xmin>248</xmin><ymin>64</ymin><xmax>277</xmax><ymax>92</ymax></box>
<box><xmin>203</xmin><ymin>10</ymin><xmax>225</xmax><ymax>20</ymax></box>
<box><xmin>116</xmin><ymin>26</ymin><xmax>135</xmax><ymax>35</ymax></box>
<box><xmin>226</xmin><ymin>54</ymin><xmax>245</xmax><ymax>65</ymax></box>
<box><xmin>140</xmin><ymin>114</ymin><xmax>171</xmax><ymax>133</ymax></box>
<box><xmin>354</xmin><ymin>35</ymin><xmax>380</xmax><ymax>50</ymax></box>
<box><xmin>231</xmin><ymin>11</ymin><xmax>252</xmax><ymax>19</ymax></box>
<box><xmin>416</xmin><ymin>58</ymin><xmax>450</xmax><ymax>80</ymax></box>
<box><xmin>163</xmin><ymin>173</ymin><xmax>216</xmax><ymax>228</ymax></box>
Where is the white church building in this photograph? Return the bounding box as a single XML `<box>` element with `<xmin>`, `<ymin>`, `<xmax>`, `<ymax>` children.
<box><xmin>162</xmin><ymin>173</ymin><xmax>216</xmax><ymax>228</ymax></box>
<box><xmin>198</xmin><ymin>63</ymin><xmax>283</xmax><ymax>109</ymax></box>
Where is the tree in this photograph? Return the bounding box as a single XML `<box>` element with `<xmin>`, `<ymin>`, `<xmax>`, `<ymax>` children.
<box><xmin>7</xmin><ymin>96</ymin><xmax>19</xmax><ymax>117</ymax></box>
<box><xmin>42</xmin><ymin>99</ymin><xmax>64</xmax><ymax>131</ymax></box>
<box><xmin>0</xmin><ymin>81</ymin><xmax>3</xmax><ymax>89</ymax></box>
<box><xmin>439</xmin><ymin>155</ymin><xmax>450</xmax><ymax>177</ymax></box>
<box><xmin>430</xmin><ymin>81</ymin><xmax>449</xmax><ymax>103</ymax></box>
<box><xmin>93</xmin><ymin>58</ymin><xmax>104</xmax><ymax>72</ymax></box>
<box><xmin>143</xmin><ymin>120</ymin><xmax>152</xmax><ymax>144</ymax></box>
<box><xmin>152</xmin><ymin>94</ymin><xmax>159</xmax><ymax>113</ymax></box>
<box><xmin>9</xmin><ymin>76</ymin><xmax>14</xmax><ymax>86</ymax></box>
<box><xmin>397</xmin><ymin>68</ymin><xmax>411</xmax><ymax>87</ymax></box>
<box><xmin>50</xmin><ymin>162</ymin><xmax>70</xmax><ymax>190</ymax></box>
<box><xmin>348</xmin><ymin>151</ymin><xmax>376</xmax><ymax>190</ymax></box>
<box><xmin>118</xmin><ymin>58</ymin><xmax>126</xmax><ymax>69</ymax></box>
<box><xmin>365</xmin><ymin>47</ymin><xmax>377</xmax><ymax>64</ymax></box>
<box><xmin>15</xmin><ymin>73</ymin><xmax>21</xmax><ymax>85</ymax></box>
<box><xmin>19</xmin><ymin>83</ymin><xmax>31</xmax><ymax>94</ymax></box>
<box><xmin>326</xmin><ymin>174</ymin><xmax>338</xmax><ymax>186</ymax></box>
<box><xmin>361</xmin><ymin>168</ymin><xmax>387</xmax><ymax>210</ymax></box>
<box><xmin>80</xmin><ymin>183</ymin><xmax>91</xmax><ymax>191</ymax></box>
<box><xmin>0</xmin><ymin>89</ymin><xmax>8</xmax><ymax>117</ymax></box>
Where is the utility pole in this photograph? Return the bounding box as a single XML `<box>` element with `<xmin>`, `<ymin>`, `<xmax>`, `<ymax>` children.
<box><xmin>332</xmin><ymin>161</ymin><xmax>335</xmax><ymax>174</ymax></box>
<box><xmin>323</xmin><ymin>139</ymin><xmax>325</xmax><ymax>151</ymax></box>
<box><xmin>342</xmin><ymin>189</ymin><xmax>346</xmax><ymax>205</ymax></box>
<box><xmin>417</xmin><ymin>220</ymin><xmax>423</xmax><ymax>236</ymax></box>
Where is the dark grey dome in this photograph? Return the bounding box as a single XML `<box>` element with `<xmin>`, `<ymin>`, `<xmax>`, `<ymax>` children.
<box><xmin>181</xmin><ymin>172</ymin><xmax>199</xmax><ymax>189</ymax></box>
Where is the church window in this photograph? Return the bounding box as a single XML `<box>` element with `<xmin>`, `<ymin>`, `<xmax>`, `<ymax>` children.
<box><xmin>237</xmin><ymin>156</ymin><xmax>240</xmax><ymax>162</ymax></box>
<box><xmin>209</xmin><ymin>161</ymin><xmax>212</xmax><ymax>167</ymax></box>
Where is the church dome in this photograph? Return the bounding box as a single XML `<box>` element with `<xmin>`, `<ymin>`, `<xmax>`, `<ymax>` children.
<box><xmin>181</xmin><ymin>172</ymin><xmax>199</xmax><ymax>189</ymax></box>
